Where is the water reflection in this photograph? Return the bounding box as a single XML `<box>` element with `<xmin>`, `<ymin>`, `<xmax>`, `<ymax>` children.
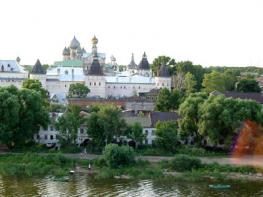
<box><xmin>1</xmin><ymin>174</ymin><xmax>263</xmax><ymax>196</ymax></box>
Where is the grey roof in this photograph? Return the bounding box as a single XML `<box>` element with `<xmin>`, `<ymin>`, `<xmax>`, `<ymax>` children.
<box><xmin>31</xmin><ymin>59</ymin><xmax>45</xmax><ymax>74</ymax></box>
<box><xmin>138</xmin><ymin>52</ymin><xmax>150</xmax><ymax>70</ymax></box>
<box><xmin>88</xmin><ymin>57</ymin><xmax>104</xmax><ymax>76</ymax></box>
<box><xmin>224</xmin><ymin>91</ymin><xmax>263</xmax><ymax>104</ymax></box>
<box><xmin>150</xmin><ymin>112</ymin><xmax>180</xmax><ymax>127</ymax></box>
<box><xmin>158</xmin><ymin>63</ymin><xmax>170</xmax><ymax>77</ymax></box>
<box><xmin>63</xmin><ymin>47</ymin><xmax>70</xmax><ymax>56</ymax></box>
<box><xmin>69</xmin><ymin>36</ymin><xmax>80</xmax><ymax>49</ymax></box>
<box><xmin>128</xmin><ymin>53</ymin><xmax>137</xmax><ymax>69</ymax></box>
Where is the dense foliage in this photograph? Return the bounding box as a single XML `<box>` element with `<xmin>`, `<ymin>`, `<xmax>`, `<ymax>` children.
<box><xmin>0</xmin><ymin>86</ymin><xmax>49</xmax><ymax>147</ymax></box>
<box><xmin>155</xmin><ymin>121</ymin><xmax>180</xmax><ymax>153</ymax></box>
<box><xmin>235</xmin><ymin>78</ymin><xmax>261</xmax><ymax>92</ymax></box>
<box><xmin>68</xmin><ymin>83</ymin><xmax>90</xmax><ymax>98</ymax></box>
<box><xmin>169</xmin><ymin>155</ymin><xmax>202</xmax><ymax>172</ymax></box>
<box><xmin>102</xmin><ymin>144</ymin><xmax>135</xmax><ymax>168</ymax></box>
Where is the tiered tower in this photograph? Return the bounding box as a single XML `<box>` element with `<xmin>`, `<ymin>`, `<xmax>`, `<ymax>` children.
<box><xmin>155</xmin><ymin>62</ymin><xmax>171</xmax><ymax>90</ymax></box>
<box><xmin>29</xmin><ymin>59</ymin><xmax>47</xmax><ymax>89</ymax></box>
<box><xmin>84</xmin><ymin>36</ymin><xmax>106</xmax><ymax>98</ymax></box>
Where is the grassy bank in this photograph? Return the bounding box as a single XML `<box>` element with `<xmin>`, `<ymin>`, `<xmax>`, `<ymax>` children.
<box><xmin>0</xmin><ymin>153</ymin><xmax>90</xmax><ymax>177</ymax></box>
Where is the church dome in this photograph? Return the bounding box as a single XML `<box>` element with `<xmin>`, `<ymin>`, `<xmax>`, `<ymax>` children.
<box><xmin>70</xmin><ymin>36</ymin><xmax>80</xmax><ymax>49</ymax></box>
<box><xmin>92</xmin><ymin>36</ymin><xmax>98</xmax><ymax>45</ymax></box>
<box><xmin>63</xmin><ymin>47</ymin><xmax>70</xmax><ymax>56</ymax></box>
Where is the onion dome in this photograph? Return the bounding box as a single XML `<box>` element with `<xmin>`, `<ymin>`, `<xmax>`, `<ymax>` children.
<box><xmin>158</xmin><ymin>62</ymin><xmax>170</xmax><ymax>77</ymax></box>
<box><xmin>92</xmin><ymin>35</ymin><xmax>98</xmax><ymax>45</ymax></box>
<box><xmin>88</xmin><ymin>58</ymin><xmax>104</xmax><ymax>76</ymax></box>
<box><xmin>63</xmin><ymin>47</ymin><xmax>70</xmax><ymax>56</ymax></box>
<box><xmin>77</xmin><ymin>46</ymin><xmax>83</xmax><ymax>55</ymax></box>
<box><xmin>138</xmin><ymin>52</ymin><xmax>150</xmax><ymax>70</ymax></box>
<box><xmin>69</xmin><ymin>36</ymin><xmax>80</xmax><ymax>49</ymax></box>
<box><xmin>31</xmin><ymin>59</ymin><xmax>45</xmax><ymax>74</ymax></box>
<box><xmin>128</xmin><ymin>53</ymin><xmax>137</xmax><ymax>69</ymax></box>
<box><xmin>16</xmin><ymin>56</ymin><xmax>21</xmax><ymax>63</ymax></box>
<box><xmin>82</xmin><ymin>47</ymin><xmax>86</xmax><ymax>53</ymax></box>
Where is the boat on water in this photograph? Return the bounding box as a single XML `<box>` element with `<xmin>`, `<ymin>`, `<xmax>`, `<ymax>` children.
<box><xmin>209</xmin><ymin>184</ymin><xmax>231</xmax><ymax>189</ymax></box>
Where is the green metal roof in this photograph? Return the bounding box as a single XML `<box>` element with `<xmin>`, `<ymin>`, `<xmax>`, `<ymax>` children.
<box><xmin>52</xmin><ymin>60</ymin><xmax>83</xmax><ymax>67</ymax></box>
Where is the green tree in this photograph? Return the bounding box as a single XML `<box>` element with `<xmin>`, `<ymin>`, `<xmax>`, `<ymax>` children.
<box><xmin>235</xmin><ymin>78</ymin><xmax>261</xmax><ymax>92</ymax></box>
<box><xmin>128</xmin><ymin>122</ymin><xmax>145</xmax><ymax>148</ymax></box>
<box><xmin>22</xmin><ymin>79</ymin><xmax>49</xmax><ymax>101</ymax></box>
<box><xmin>155</xmin><ymin>121</ymin><xmax>180</xmax><ymax>153</ymax></box>
<box><xmin>103</xmin><ymin>144</ymin><xmax>135</xmax><ymax>168</ymax></box>
<box><xmin>56</xmin><ymin>105</ymin><xmax>84</xmax><ymax>146</ymax></box>
<box><xmin>198</xmin><ymin>95</ymin><xmax>263</xmax><ymax>148</ymax></box>
<box><xmin>223</xmin><ymin>69</ymin><xmax>238</xmax><ymax>91</ymax></box>
<box><xmin>86</xmin><ymin>105</ymin><xmax>128</xmax><ymax>149</ymax></box>
<box><xmin>0</xmin><ymin>86</ymin><xmax>49</xmax><ymax>147</ymax></box>
<box><xmin>178</xmin><ymin>92</ymin><xmax>208</xmax><ymax>143</ymax></box>
<box><xmin>68</xmin><ymin>83</ymin><xmax>90</xmax><ymax>98</ymax></box>
<box><xmin>155</xmin><ymin>88</ymin><xmax>182</xmax><ymax>111</ymax></box>
<box><xmin>152</xmin><ymin>56</ymin><xmax>176</xmax><ymax>76</ymax></box>
<box><xmin>184</xmin><ymin>72</ymin><xmax>197</xmax><ymax>95</ymax></box>
<box><xmin>202</xmin><ymin>71</ymin><xmax>226</xmax><ymax>93</ymax></box>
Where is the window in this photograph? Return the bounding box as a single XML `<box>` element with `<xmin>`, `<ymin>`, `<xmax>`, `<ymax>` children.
<box><xmin>50</xmin><ymin>135</ymin><xmax>54</xmax><ymax>140</ymax></box>
<box><xmin>44</xmin><ymin>135</ymin><xmax>47</xmax><ymax>140</ymax></box>
<box><xmin>7</xmin><ymin>64</ymin><xmax>10</xmax><ymax>67</ymax></box>
<box><xmin>50</xmin><ymin>126</ymin><xmax>53</xmax><ymax>131</ymax></box>
<box><xmin>114</xmin><ymin>86</ymin><xmax>115</xmax><ymax>89</ymax></box>
<box><xmin>145</xmin><ymin>139</ymin><xmax>148</xmax><ymax>145</ymax></box>
<box><xmin>108</xmin><ymin>86</ymin><xmax>110</xmax><ymax>89</ymax></box>
<box><xmin>145</xmin><ymin>130</ymin><xmax>148</xmax><ymax>135</ymax></box>
<box><xmin>37</xmin><ymin>135</ymin><xmax>40</xmax><ymax>139</ymax></box>
<box><xmin>94</xmin><ymin>82</ymin><xmax>96</xmax><ymax>85</ymax></box>
<box><xmin>99</xmin><ymin>82</ymin><xmax>101</xmax><ymax>86</ymax></box>
<box><xmin>90</xmin><ymin>82</ymin><xmax>92</xmax><ymax>86</ymax></box>
<box><xmin>65</xmin><ymin>70</ymin><xmax>68</xmax><ymax>75</ymax></box>
<box><xmin>138</xmin><ymin>86</ymin><xmax>140</xmax><ymax>89</ymax></box>
<box><xmin>80</xmin><ymin>128</ymin><xmax>84</xmax><ymax>134</ymax></box>
<box><xmin>65</xmin><ymin>84</ymin><xmax>67</xmax><ymax>88</ymax></box>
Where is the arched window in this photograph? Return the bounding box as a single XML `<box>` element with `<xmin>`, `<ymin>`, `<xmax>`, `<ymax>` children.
<box><xmin>1</xmin><ymin>65</ymin><xmax>4</xmax><ymax>72</ymax></box>
<box><xmin>65</xmin><ymin>70</ymin><xmax>68</xmax><ymax>75</ymax></box>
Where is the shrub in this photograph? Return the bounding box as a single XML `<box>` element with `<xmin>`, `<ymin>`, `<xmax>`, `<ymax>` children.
<box><xmin>94</xmin><ymin>156</ymin><xmax>107</xmax><ymax>167</ymax></box>
<box><xmin>170</xmin><ymin>154</ymin><xmax>202</xmax><ymax>172</ymax></box>
<box><xmin>103</xmin><ymin>144</ymin><xmax>135</xmax><ymax>168</ymax></box>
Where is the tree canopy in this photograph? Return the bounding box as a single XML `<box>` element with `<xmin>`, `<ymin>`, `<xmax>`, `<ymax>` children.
<box><xmin>235</xmin><ymin>78</ymin><xmax>261</xmax><ymax>93</ymax></box>
<box><xmin>0</xmin><ymin>85</ymin><xmax>49</xmax><ymax>147</ymax></box>
<box><xmin>68</xmin><ymin>83</ymin><xmax>90</xmax><ymax>98</ymax></box>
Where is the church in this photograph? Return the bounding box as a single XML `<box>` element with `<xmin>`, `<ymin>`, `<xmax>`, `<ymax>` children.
<box><xmin>0</xmin><ymin>36</ymin><xmax>171</xmax><ymax>101</ymax></box>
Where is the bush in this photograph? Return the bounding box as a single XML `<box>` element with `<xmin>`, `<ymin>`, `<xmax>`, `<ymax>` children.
<box><xmin>176</xmin><ymin>146</ymin><xmax>226</xmax><ymax>157</ymax></box>
<box><xmin>103</xmin><ymin>144</ymin><xmax>135</xmax><ymax>168</ymax></box>
<box><xmin>170</xmin><ymin>154</ymin><xmax>202</xmax><ymax>172</ymax></box>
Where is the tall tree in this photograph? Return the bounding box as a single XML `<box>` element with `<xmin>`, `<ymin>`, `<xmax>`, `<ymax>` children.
<box><xmin>0</xmin><ymin>86</ymin><xmax>49</xmax><ymax>147</ymax></box>
<box><xmin>68</xmin><ymin>83</ymin><xmax>90</xmax><ymax>98</ymax></box>
<box><xmin>155</xmin><ymin>88</ymin><xmax>182</xmax><ymax>111</ymax></box>
<box><xmin>128</xmin><ymin>122</ymin><xmax>145</xmax><ymax>148</ymax></box>
<box><xmin>155</xmin><ymin>121</ymin><xmax>180</xmax><ymax>153</ymax></box>
<box><xmin>86</xmin><ymin>105</ymin><xmax>128</xmax><ymax>149</ymax></box>
<box><xmin>178</xmin><ymin>92</ymin><xmax>208</xmax><ymax>142</ymax></box>
<box><xmin>22</xmin><ymin>79</ymin><xmax>49</xmax><ymax>101</ymax></box>
<box><xmin>202</xmin><ymin>71</ymin><xmax>226</xmax><ymax>93</ymax></box>
<box><xmin>56</xmin><ymin>105</ymin><xmax>84</xmax><ymax>146</ymax></box>
<box><xmin>235</xmin><ymin>79</ymin><xmax>261</xmax><ymax>93</ymax></box>
<box><xmin>184</xmin><ymin>72</ymin><xmax>197</xmax><ymax>95</ymax></box>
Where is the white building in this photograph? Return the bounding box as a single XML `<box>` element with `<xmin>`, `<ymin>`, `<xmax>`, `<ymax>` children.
<box><xmin>0</xmin><ymin>36</ymin><xmax>171</xmax><ymax>102</ymax></box>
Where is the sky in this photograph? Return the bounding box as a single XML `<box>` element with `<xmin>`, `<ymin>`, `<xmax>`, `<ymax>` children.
<box><xmin>1</xmin><ymin>0</ymin><xmax>263</xmax><ymax>67</ymax></box>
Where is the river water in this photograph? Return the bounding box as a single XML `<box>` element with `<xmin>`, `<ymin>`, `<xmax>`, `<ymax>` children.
<box><xmin>1</xmin><ymin>174</ymin><xmax>263</xmax><ymax>197</ymax></box>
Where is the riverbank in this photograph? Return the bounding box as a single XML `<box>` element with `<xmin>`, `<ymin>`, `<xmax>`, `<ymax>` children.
<box><xmin>1</xmin><ymin>153</ymin><xmax>262</xmax><ymax>182</ymax></box>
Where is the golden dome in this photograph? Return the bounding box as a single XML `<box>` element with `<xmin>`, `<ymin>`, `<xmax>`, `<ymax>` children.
<box><xmin>92</xmin><ymin>35</ymin><xmax>98</xmax><ymax>45</ymax></box>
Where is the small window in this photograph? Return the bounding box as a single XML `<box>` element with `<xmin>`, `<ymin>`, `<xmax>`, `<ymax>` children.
<box><xmin>99</xmin><ymin>82</ymin><xmax>101</xmax><ymax>86</ymax></box>
<box><xmin>50</xmin><ymin>126</ymin><xmax>53</xmax><ymax>131</ymax></box>
<box><xmin>138</xmin><ymin>86</ymin><xmax>140</xmax><ymax>89</ymax></box>
<box><xmin>50</xmin><ymin>135</ymin><xmax>53</xmax><ymax>140</ymax></box>
<box><xmin>108</xmin><ymin>86</ymin><xmax>110</xmax><ymax>89</ymax></box>
<box><xmin>120</xmin><ymin>86</ymin><xmax>122</xmax><ymax>89</ymax></box>
<box><xmin>7</xmin><ymin>64</ymin><xmax>10</xmax><ymax>67</ymax></box>
<box><xmin>37</xmin><ymin>134</ymin><xmax>40</xmax><ymax>139</ymax></box>
<box><xmin>94</xmin><ymin>82</ymin><xmax>96</xmax><ymax>86</ymax></box>
<box><xmin>90</xmin><ymin>82</ymin><xmax>92</xmax><ymax>86</ymax></box>
<box><xmin>44</xmin><ymin>135</ymin><xmax>47</xmax><ymax>140</ymax></box>
<box><xmin>80</xmin><ymin>128</ymin><xmax>84</xmax><ymax>134</ymax></box>
<box><xmin>65</xmin><ymin>84</ymin><xmax>67</xmax><ymax>88</ymax></box>
<box><xmin>145</xmin><ymin>130</ymin><xmax>148</xmax><ymax>135</ymax></box>
<box><xmin>114</xmin><ymin>86</ymin><xmax>115</xmax><ymax>89</ymax></box>
<box><xmin>65</xmin><ymin>70</ymin><xmax>68</xmax><ymax>75</ymax></box>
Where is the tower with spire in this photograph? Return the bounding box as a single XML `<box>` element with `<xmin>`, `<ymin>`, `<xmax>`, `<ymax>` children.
<box><xmin>138</xmin><ymin>52</ymin><xmax>151</xmax><ymax>77</ymax></box>
<box><xmin>29</xmin><ymin>59</ymin><xmax>47</xmax><ymax>89</ymax></box>
<box><xmin>84</xmin><ymin>36</ymin><xmax>106</xmax><ymax>98</ymax></box>
<box><xmin>155</xmin><ymin>62</ymin><xmax>171</xmax><ymax>90</ymax></box>
<box><xmin>127</xmin><ymin>53</ymin><xmax>137</xmax><ymax>74</ymax></box>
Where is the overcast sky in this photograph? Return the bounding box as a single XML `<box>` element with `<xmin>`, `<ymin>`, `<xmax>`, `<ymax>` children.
<box><xmin>1</xmin><ymin>0</ymin><xmax>263</xmax><ymax>67</ymax></box>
